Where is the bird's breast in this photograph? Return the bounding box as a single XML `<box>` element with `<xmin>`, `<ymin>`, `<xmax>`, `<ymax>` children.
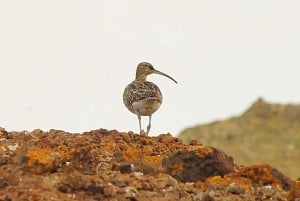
<box><xmin>131</xmin><ymin>97</ymin><xmax>161</xmax><ymax>116</ymax></box>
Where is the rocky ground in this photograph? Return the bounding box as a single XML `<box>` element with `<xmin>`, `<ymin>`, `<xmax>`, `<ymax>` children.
<box><xmin>0</xmin><ymin>127</ymin><xmax>299</xmax><ymax>201</ymax></box>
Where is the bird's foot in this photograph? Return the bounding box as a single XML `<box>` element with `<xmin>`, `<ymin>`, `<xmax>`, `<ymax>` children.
<box><xmin>140</xmin><ymin>129</ymin><xmax>148</xmax><ymax>136</ymax></box>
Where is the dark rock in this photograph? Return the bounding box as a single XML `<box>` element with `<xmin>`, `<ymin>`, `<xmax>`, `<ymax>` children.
<box><xmin>0</xmin><ymin>127</ymin><xmax>8</xmax><ymax>139</ymax></box>
<box><xmin>163</xmin><ymin>147</ymin><xmax>234</xmax><ymax>182</ymax></box>
<box><xmin>120</xmin><ymin>163</ymin><xmax>135</xmax><ymax>173</ymax></box>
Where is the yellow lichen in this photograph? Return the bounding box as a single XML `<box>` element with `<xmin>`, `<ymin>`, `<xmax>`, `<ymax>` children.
<box><xmin>142</xmin><ymin>155</ymin><xmax>163</xmax><ymax>164</ymax></box>
<box><xmin>25</xmin><ymin>149</ymin><xmax>61</xmax><ymax>174</ymax></box>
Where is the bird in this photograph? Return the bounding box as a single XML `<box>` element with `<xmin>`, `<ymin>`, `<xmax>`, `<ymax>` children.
<box><xmin>123</xmin><ymin>62</ymin><xmax>177</xmax><ymax>135</ymax></box>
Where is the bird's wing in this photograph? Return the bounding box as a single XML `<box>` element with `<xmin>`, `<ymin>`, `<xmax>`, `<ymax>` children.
<box><xmin>123</xmin><ymin>81</ymin><xmax>162</xmax><ymax>110</ymax></box>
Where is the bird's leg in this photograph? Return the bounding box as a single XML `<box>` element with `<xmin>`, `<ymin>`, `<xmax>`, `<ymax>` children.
<box><xmin>138</xmin><ymin>115</ymin><xmax>142</xmax><ymax>134</ymax></box>
<box><xmin>146</xmin><ymin>115</ymin><xmax>152</xmax><ymax>135</ymax></box>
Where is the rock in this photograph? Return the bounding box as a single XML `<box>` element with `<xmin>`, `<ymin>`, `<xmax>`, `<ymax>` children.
<box><xmin>0</xmin><ymin>127</ymin><xmax>8</xmax><ymax>139</ymax></box>
<box><xmin>232</xmin><ymin>164</ymin><xmax>293</xmax><ymax>190</ymax></box>
<box><xmin>287</xmin><ymin>181</ymin><xmax>300</xmax><ymax>200</ymax></box>
<box><xmin>124</xmin><ymin>186</ymin><xmax>136</xmax><ymax>198</ymax></box>
<box><xmin>226</xmin><ymin>183</ymin><xmax>245</xmax><ymax>194</ymax></box>
<box><xmin>189</xmin><ymin>139</ymin><xmax>201</xmax><ymax>146</ymax></box>
<box><xmin>0</xmin><ymin>127</ymin><xmax>296</xmax><ymax>200</ymax></box>
<box><xmin>163</xmin><ymin>147</ymin><xmax>234</xmax><ymax>182</ymax></box>
<box><xmin>14</xmin><ymin>148</ymin><xmax>63</xmax><ymax>174</ymax></box>
<box><xmin>103</xmin><ymin>184</ymin><xmax>117</xmax><ymax>197</ymax></box>
<box><xmin>71</xmin><ymin>148</ymin><xmax>97</xmax><ymax>174</ymax></box>
<box><xmin>119</xmin><ymin>162</ymin><xmax>135</xmax><ymax>173</ymax></box>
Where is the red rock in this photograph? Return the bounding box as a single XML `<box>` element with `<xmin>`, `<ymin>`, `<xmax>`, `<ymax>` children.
<box><xmin>103</xmin><ymin>184</ymin><xmax>117</xmax><ymax>197</ymax></box>
<box><xmin>288</xmin><ymin>181</ymin><xmax>300</xmax><ymax>200</ymax></box>
<box><xmin>232</xmin><ymin>164</ymin><xmax>293</xmax><ymax>190</ymax></box>
<box><xmin>0</xmin><ymin>128</ymin><xmax>295</xmax><ymax>200</ymax></box>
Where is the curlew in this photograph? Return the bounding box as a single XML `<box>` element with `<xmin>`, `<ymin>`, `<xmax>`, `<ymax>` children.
<box><xmin>123</xmin><ymin>62</ymin><xmax>177</xmax><ymax>135</ymax></box>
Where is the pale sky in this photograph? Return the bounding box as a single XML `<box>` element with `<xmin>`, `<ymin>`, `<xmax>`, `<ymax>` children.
<box><xmin>0</xmin><ymin>1</ymin><xmax>300</xmax><ymax>135</ymax></box>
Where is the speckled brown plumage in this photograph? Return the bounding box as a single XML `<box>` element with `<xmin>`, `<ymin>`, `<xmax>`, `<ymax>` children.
<box><xmin>123</xmin><ymin>81</ymin><xmax>162</xmax><ymax>115</ymax></box>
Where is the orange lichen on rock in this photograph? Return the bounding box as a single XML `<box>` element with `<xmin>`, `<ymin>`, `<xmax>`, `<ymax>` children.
<box><xmin>206</xmin><ymin>175</ymin><xmax>252</xmax><ymax>191</ymax></box>
<box><xmin>1</xmin><ymin>128</ymin><xmax>296</xmax><ymax>200</ymax></box>
<box><xmin>193</xmin><ymin>146</ymin><xmax>213</xmax><ymax>157</ymax></box>
<box><xmin>140</xmin><ymin>145</ymin><xmax>154</xmax><ymax>156</ymax></box>
<box><xmin>26</xmin><ymin>149</ymin><xmax>53</xmax><ymax>165</ymax></box>
<box><xmin>232</xmin><ymin>164</ymin><xmax>293</xmax><ymax>190</ymax></box>
<box><xmin>142</xmin><ymin>155</ymin><xmax>163</xmax><ymax>164</ymax></box>
<box><xmin>55</xmin><ymin>145</ymin><xmax>73</xmax><ymax>160</ymax></box>
<box><xmin>103</xmin><ymin>140</ymin><xmax>119</xmax><ymax>152</ymax></box>
<box><xmin>122</xmin><ymin>146</ymin><xmax>141</xmax><ymax>161</ymax></box>
<box><xmin>16</xmin><ymin>148</ymin><xmax>63</xmax><ymax>174</ymax></box>
<box><xmin>206</xmin><ymin>175</ymin><xmax>230</xmax><ymax>186</ymax></box>
<box><xmin>287</xmin><ymin>180</ymin><xmax>300</xmax><ymax>200</ymax></box>
<box><xmin>234</xmin><ymin>164</ymin><xmax>280</xmax><ymax>185</ymax></box>
<box><xmin>194</xmin><ymin>180</ymin><xmax>205</xmax><ymax>189</ymax></box>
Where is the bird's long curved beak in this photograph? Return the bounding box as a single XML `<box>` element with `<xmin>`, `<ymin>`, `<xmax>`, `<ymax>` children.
<box><xmin>154</xmin><ymin>70</ymin><xmax>177</xmax><ymax>84</ymax></box>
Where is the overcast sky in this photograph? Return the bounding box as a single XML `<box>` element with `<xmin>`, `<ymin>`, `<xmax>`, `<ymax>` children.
<box><xmin>0</xmin><ymin>1</ymin><xmax>299</xmax><ymax>135</ymax></box>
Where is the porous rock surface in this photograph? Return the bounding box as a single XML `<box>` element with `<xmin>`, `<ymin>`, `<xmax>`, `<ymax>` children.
<box><xmin>0</xmin><ymin>127</ymin><xmax>299</xmax><ymax>200</ymax></box>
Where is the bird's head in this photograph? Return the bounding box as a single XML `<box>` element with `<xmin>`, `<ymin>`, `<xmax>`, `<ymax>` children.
<box><xmin>136</xmin><ymin>62</ymin><xmax>177</xmax><ymax>83</ymax></box>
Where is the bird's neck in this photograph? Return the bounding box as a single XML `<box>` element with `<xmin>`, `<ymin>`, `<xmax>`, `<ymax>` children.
<box><xmin>135</xmin><ymin>72</ymin><xmax>147</xmax><ymax>82</ymax></box>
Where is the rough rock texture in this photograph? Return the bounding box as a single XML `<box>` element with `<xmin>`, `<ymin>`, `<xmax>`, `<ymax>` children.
<box><xmin>0</xmin><ymin>127</ymin><xmax>299</xmax><ymax>200</ymax></box>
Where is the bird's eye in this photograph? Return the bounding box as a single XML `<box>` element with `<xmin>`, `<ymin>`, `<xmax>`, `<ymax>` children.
<box><xmin>149</xmin><ymin>65</ymin><xmax>154</xmax><ymax>70</ymax></box>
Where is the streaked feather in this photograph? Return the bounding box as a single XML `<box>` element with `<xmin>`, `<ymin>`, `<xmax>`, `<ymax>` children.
<box><xmin>123</xmin><ymin>81</ymin><xmax>162</xmax><ymax>114</ymax></box>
